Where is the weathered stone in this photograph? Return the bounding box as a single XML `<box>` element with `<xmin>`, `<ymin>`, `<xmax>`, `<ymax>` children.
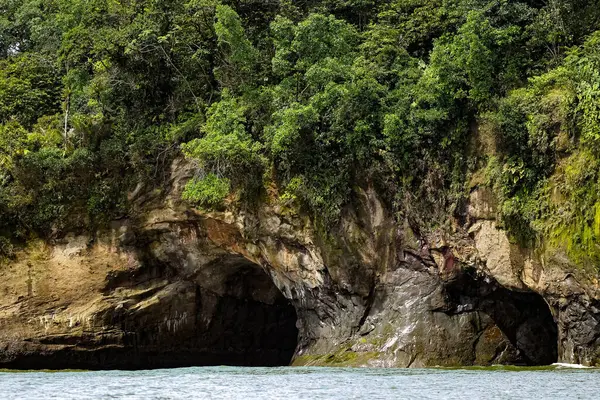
<box><xmin>468</xmin><ymin>187</ymin><xmax>497</xmax><ymax>221</ymax></box>
<box><xmin>470</xmin><ymin>220</ymin><xmax>526</xmax><ymax>290</ymax></box>
<box><xmin>1</xmin><ymin>162</ymin><xmax>600</xmax><ymax>369</ymax></box>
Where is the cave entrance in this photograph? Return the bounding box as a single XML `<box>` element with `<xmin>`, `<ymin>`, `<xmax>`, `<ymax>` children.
<box><xmin>481</xmin><ymin>285</ymin><xmax>558</xmax><ymax>365</ymax></box>
<box><xmin>0</xmin><ymin>255</ymin><xmax>299</xmax><ymax>371</ymax></box>
<box><xmin>190</xmin><ymin>255</ymin><xmax>299</xmax><ymax>367</ymax></box>
<box><xmin>446</xmin><ymin>271</ymin><xmax>558</xmax><ymax>366</ymax></box>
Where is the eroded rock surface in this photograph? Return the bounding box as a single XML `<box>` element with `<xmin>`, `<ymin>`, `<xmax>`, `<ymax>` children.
<box><xmin>1</xmin><ymin>161</ymin><xmax>600</xmax><ymax>368</ymax></box>
<box><xmin>0</xmin><ymin>227</ymin><xmax>298</xmax><ymax>369</ymax></box>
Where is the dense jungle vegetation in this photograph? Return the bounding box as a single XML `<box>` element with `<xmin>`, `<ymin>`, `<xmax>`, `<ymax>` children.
<box><xmin>1</xmin><ymin>0</ymin><xmax>600</xmax><ymax>265</ymax></box>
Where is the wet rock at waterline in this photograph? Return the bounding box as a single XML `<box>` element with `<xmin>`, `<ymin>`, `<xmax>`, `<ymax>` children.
<box><xmin>0</xmin><ymin>161</ymin><xmax>598</xmax><ymax>369</ymax></box>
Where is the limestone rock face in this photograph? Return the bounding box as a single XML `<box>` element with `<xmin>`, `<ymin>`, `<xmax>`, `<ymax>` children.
<box><xmin>0</xmin><ymin>230</ymin><xmax>298</xmax><ymax>369</ymax></box>
<box><xmin>465</xmin><ymin>188</ymin><xmax>600</xmax><ymax>366</ymax></box>
<box><xmin>0</xmin><ymin>163</ymin><xmax>599</xmax><ymax>368</ymax></box>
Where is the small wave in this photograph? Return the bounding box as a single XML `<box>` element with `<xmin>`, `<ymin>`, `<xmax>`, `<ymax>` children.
<box><xmin>552</xmin><ymin>363</ymin><xmax>592</xmax><ymax>369</ymax></box>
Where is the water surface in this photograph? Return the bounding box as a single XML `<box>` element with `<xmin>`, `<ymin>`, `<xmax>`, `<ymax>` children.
<box><xmin>0</xmin><ymin>365</ymin><xmax>597</xmax><ymax>399</ymax></box>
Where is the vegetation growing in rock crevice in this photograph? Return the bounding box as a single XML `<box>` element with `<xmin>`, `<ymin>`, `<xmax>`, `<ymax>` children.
<box><xmin>1</xmin><ymin>0</ymin><xmax>600</xmax><ymax>264</ymax></box>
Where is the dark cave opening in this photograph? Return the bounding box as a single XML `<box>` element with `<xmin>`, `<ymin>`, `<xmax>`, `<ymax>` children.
<box><xmin>187</xmin><ymin>259</ymin><xmax>300</xmax><ymax>367</ymax></box>
<box><xmin>0</xmin><ymin>257</ymin><xmax>299</xmax><ymax>370</ymax></box>
<box><xmin>444</xmin><ymin>270</ymin><xmax>558</xmax><ymax>366</ymax></box>
<box><xmin>122</xmin><ymin>256</ymin><xmax>301</xmax><ymax>369</ymax></box>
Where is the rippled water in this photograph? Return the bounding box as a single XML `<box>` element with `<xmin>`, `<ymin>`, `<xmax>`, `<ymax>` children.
<box><xmin>1</xmin><ymin>365</ymin><xmax>598</xmax><ymax>399</ymax></box>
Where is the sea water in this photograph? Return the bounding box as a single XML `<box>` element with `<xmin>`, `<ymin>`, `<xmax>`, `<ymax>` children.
<box><xmin>0</xmin><ymin>365</ymin><xmax>598</xmax><ymax>399</ymax></box>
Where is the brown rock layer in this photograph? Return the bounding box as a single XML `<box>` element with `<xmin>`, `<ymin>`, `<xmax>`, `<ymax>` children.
<box><xmin>0</xmin><ymin>161</ymin><xmax>598</xmax><ymax>368</ymax></box>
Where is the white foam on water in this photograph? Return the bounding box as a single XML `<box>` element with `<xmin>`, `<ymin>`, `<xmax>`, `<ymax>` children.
<box><xmin>552</xmin><ymin>363</ymin><xmax>593</xmax><ymax>369</ymax></box>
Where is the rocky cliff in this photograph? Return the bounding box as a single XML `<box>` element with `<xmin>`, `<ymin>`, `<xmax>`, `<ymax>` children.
<box><xmin>0</xmin><ymin>158</ymin><xmax>599</xmax><ymax>369</ymax></box>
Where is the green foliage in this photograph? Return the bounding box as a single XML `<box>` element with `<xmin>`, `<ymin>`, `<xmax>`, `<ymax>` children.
<box><xmin>543</xmin><ymin>150</ymin><xmax>600</xmax><ymax>265</ymax></box>
<box><xmin>572</xmin><ymin>32</ymin><xmax>600</xmax><ymax>149</ymax></box>
<box><xmin>376</xmin><ymin>0</ymin><xmax>466</xmax><ymax>56</ymax></box>
<box><xmin>182</xmin><ymin>173</ymin><xmax>231</xmax><ymax>208</ymax></box>
<box><xmin>214</xmin><ymin>4</ymin><xmax>259</xmax><ymax>90</ymax></box>
<box><xmin>271</xmin><ymin>13</ymin><xmax>359</xmax><ymax>76</ymax></box>
<box><xmin>1</xmin><ymin>0</ymin><xmax>600</xmax><ymax>266</ymax></box>
<box><xmin>0</xmin><ymin>120</ymin><xmax>29</xmax><ymax>173</ymax></box>
<box><xmin>182</xmin><ymin>92</ymin><xmax>264</xmax><ymax>183</ymax></box>
<box><xmin>0</xmin><ymin>53</ymin><xmax>61</xmax><ymax>127</ymax></box>
<box><xmin>181</xmin><ymin>89</ymin><xmax>265</xmax><ymax>205</ymax></box>
<box><xmin>265</xmin><ymin>14</ymin><xmax>385</xmax><ymax>220</ymax></box>
<box><xmin>483</xmin><ymin>30</ymin><xmax>600</xmax><ymax>264</ymax></box>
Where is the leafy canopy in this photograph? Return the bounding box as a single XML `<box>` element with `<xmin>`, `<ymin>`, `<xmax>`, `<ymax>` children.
<box><xmin>1</xmin><ymin>0</ymin><xmax>600</xmax><ymax>267</ymax></box>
